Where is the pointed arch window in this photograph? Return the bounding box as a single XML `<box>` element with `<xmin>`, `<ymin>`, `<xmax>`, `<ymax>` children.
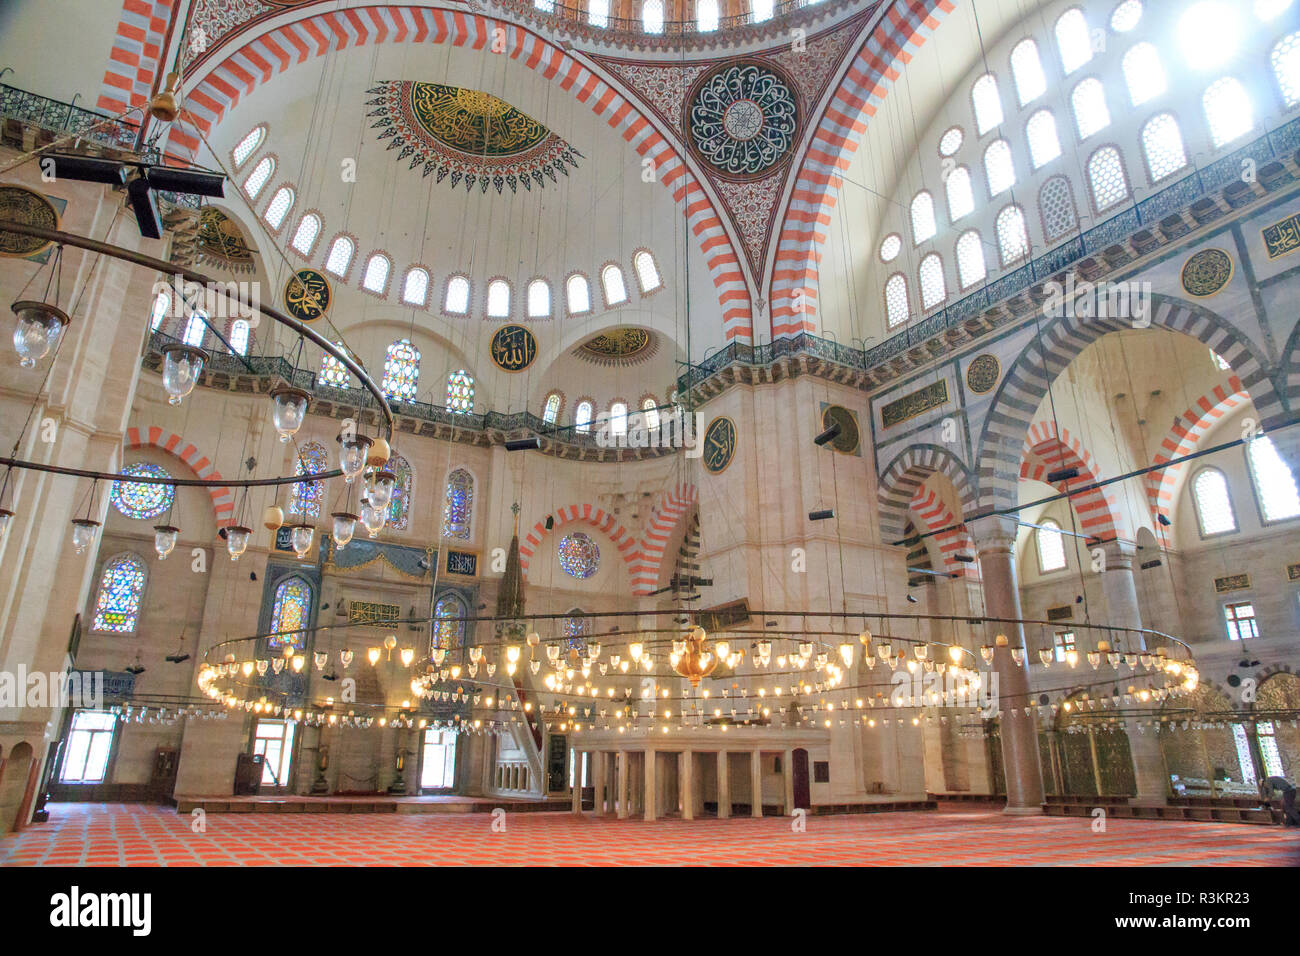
<box><xmin>291</xmin><ymin>214</ymin><xmax>321</xmax><ymax>256</ymax></box>
<box><xmin>1247</xmin><ymin>435</ymin><xmax>1300</xmax><ymax>522</ymax></box>
<box><xmin>487</xmin><ymin>279</ymin><xmax>511</xmax><ymax>317</ymax></box>
<box><xmin>918</xmin><ymin>254</ymin><xmax>946</xmax><ymax>310</ymax></box>
<box><xmin>92</xmin><ymin>554</ymin><xmax>147</xmax><ymax>633</ymax></box>
<box><xmin>1141</xmin><ymin>113</ymin><xmax>1188</xmax><ymax>182</ymax></box>
<box><xmin>910</xmin><ymin>191</ymin><xmax>936</xmax><ymax>244</ymax></box>
<box><xmin>1122</xmin><ymin>42</ymin><xmax>1166</xmax><ymax>106</ymax></box>
<box><xmin>149</xmin><ymin>289</ymin><xmax>170</xmax><ymax>331</ymax></box>
<box><xmin>566</xmin><ymin>274</ymin><xmax>591</xmax><ymax>314</ymax></box>
<box><xmin>984</xmin><ymin>139</ymin><xmax>1016</xmax><ymax>196</ymax></box>
<box><xmin>1193</xmin><ymin>467</ymin><xmax>1237</xmax><ymax>535</ymax></box>
<box><xmin>290</xmin><ymin>441</ymin><xmax>328</xmax><ymax>518</ymax></box>
<box><xmin>382</xmin><ymin>339</ymin><xmax>420</xmax><ymax>403</ymax></box>
<box><xmin>183</xmin><ymin>312</ymin><xmax>207</xmax><ymax>347</ymax></box>
<box><xmin>446</xmin><ymin>370</ymin><xmax>474</xmax><ymax>414</ymax></box>
<box><xmin>442</xmin><ymin>469</ymin><xmax>474</xmax><ymax>539</ymax></box>
<box><xmin>1010</xmin><ymin>39</ymin><xmax>1047</xmax><ymax>106</ymax></box>
<box><xmin>1039</xmin><ymin>176</ymin><xmax>1077</xmax><ymax>241</ymax></box>
<box><xmin>1204</xmin><ymin>77</ymin><xmax>1254</xmax><ymax>148</ymax></box>
<box><xmin>1026</xmin><ymin>110</ymin><xmax>1061</xmax><ymax>169</ymax></box>
<box><xmin>264</xmin><ymin>186</ymin><xmax>294</xmax><ymax>230</ymax></box>
<box><xmin>527</xmin><ymin>279</ymin><xmax>550</xmax><ymax>318</ymax></box>
<box><xmin>642</xmin><ymin>0</ymin><xmax>664</xmax><ymax>33</ymax></box>
<box><xmin>1087</xmin><ymin>146</ymin><xmax>1129</xmax><ymax>212</ymax></box>
<box><xmin>1036</xmin><ymin>520</ymin><xmax>1066</xmax><ymax>572</ymax></box>
<box><xmin>1274</xmin><ymin>32</ymin><xmax>1300</xmax><ymax>107</ymax></box>
<box><xmin>956</xmin><ymin>231</ymin><xmax>986</xmax><ymax>289</ymax></box>
<box><xmin>885</xmin><ymin>273</ymin><xmax>909</xmax><ymax>328</ymax></box>
<box><xmin>575</xmin><ymin>400</ymin><xmax>594</xmax><ymax>434</ymax></box>
<box><xmin>324</xmin><ymin>236</ymin><xmax>355</xmax><ymax>278</ymax></box>
<box><xmin>543</xmin><ymin>391</ymin><xmax>563</xmax><ymax>424</ymax></box>
<box><xmin>1055</xmin><ymin>8</ymin><xmax>1093</xmax><ymax>74</ymax></box>
<box><xmin>971</xmin><ymin>74</ymin><xmax>1004</xmax><ymax>136</ymax></box>
<box><xmin>403</xmin><ymin>268</ymin><xmax>430</xmax><ymax>306</ymax></box>
<box><xmin>387</xmin><ymin>454</ymin><xmax>413</xmax><ymax>530</ymax></box>
<box><xmin>362</xmin><ymin>254</ymin><xmax>391</xmax><ymax>295</ymax></box>
<box><xmin>445</xmin><ymin>275</ymin><xmax>470</xmax><ymax>314</ymax></box>
<box><xmin>229</xmin><ymin>319</ymin><xmax>250</xmax><ymax>356</ymax></box>
<box><xmin>996</xmin><ymin>205</ymin><xmax>1030</xmax><ymax>266</ymax></box>
<box><xmin>633</xmin><ymin>250</ymin><xmax>662</xmax><ymax>292</ymax></box>
<box><xmin>1071</xmin><ymin>78</ymin><xmax>1111</xmax><ymax>140</ymax></box>
<box><xmin>318</xmin><ymin>342</ymin><xmax>351</xmax><ymax>389</ymax></box>
<box><xmin>698</xmin><ymin>0</ymin><xmax>719</xmax><ymax>31</ymax></box>
<box><xmin>601</xmin><ymin>264</ymin><xmax>628</xmax><ymax>306</ymax></box>
<box><xmin>433</xmin><ymin>594</ymin><xmax>467</xmax><ymax>652</ymax></box>
<box><xmin>243</xmin><ymin>156</ymin><xmax>274</xmax><ymax>199</ymax></box>
<box><xmin>232</xmin><ymin>126</ymin><xmax>266</xmax><ymax>169</ymax></box>
<box><xmin>269</xmin><ymin>577</ymin><xmax>311</xmax><ymax>650</ymax></box>
<box><xmin>945</xmin><ymin>166</ymin><xmax>974</xmax><ymax>222</ymax></box>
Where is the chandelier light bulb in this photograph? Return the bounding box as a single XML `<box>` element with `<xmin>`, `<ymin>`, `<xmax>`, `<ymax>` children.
<box><xmin>11</xmin><ymin>300</ymin><xmax>70</xmax><ymax>368</ymax></box>
<box><xmin>400</xmin><ymin>647</ymin><xmax>415</xmax><ymax>667</ymax></box>
<box><xmin>336</xmin><ymin>433</ymin><xmax>373</xmax><ymax>483</ymax></box>
<box><xmin>70</xmin><ymin>517</ymin><xmax>101</xmax><ymax>554</ymax></box>
<box><xmin>331</xmin><ymin>512</ymin><xmax>358</xmax><ymax>549</ymax></box>
<box><xmin>877</xmin><ymin>643</ymin><xmax>892</xmax><ymax>661</ymax></box>
<box><xmin>434</xmin><ymin>647</ymin><xmax>447</xmax><ymax>666</ymax></box>
<box><xmin>367</xmin><ymin>647</ymin><xmax>381</xmax><ymax>666</ymax></box>
<box><xmin>838</xmin><ymin>643</ymin><xmax>854</xmax><ymax>667</ymax></box>
<box><xmin>628</xmin><ymin>642</ymin><xmax>643</xmax><ymax>663</ymax></box>
<box><xmin>159</xmin><ymin>343</ymin><xmax>206</xmax><ymax>406</ymax></box>
<box><xmin>289</xmin><ymin>523</ymin><xmax>315</xmax><ymax>558</ymax></box>
<box><xmin>225</xmin><ymin>525</ymin><xmax>251</xmax><ymax>561</ymax></box>
<box><xmin>292</xmin><ymin>655</ymin><xmax>305</xmax><ymax>673</ymax></box>
<box><xmin>152</xmin><ymin>524</ymin><xmax>180</xmax><ymax>559</ymax></box>
<box><xmin>1066</xmin><ymin>649</ymin><xmax>1079</xmax><ymax>668</ymax></box>
<box><xmin>269</xmin><ymin>384</ymin><xmax>310</xmax><ymax>442</ymax></box>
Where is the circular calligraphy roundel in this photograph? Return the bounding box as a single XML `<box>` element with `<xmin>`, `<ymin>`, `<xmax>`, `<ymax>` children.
<box><xmin>283</xmin><ymin>269</ymin><xmax>332</xmax><ymax>323</ymax></box>
<box><xmin>687</xmin><ymin>61</ymin><xmax>799</xmax><ymax>181</ymax></box>
<box><xmin>490</xmin><ymin>324</ymin><xmax>538</xmax><ymax>372</ymax></box>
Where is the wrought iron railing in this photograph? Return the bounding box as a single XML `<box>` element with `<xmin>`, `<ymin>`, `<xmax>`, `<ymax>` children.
<box><xmin>488</xmin><ymin>0</ymin><xmax>851</xmax><ymax>39</ymax></box>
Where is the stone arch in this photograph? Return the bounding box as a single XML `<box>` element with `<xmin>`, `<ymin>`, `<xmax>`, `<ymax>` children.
<box><xmin>1019</xmin><ymin>421</ymin><xmax>1120</xmax><ymax>542</ymax></box>
<box><xmin>908</xmin><ymin>481</ymin><xmax>979</xmax><ymax>579</ymax></box>
<box><xmin>877</xmin><ymin>445</ymin><xmax>976</xmax><ymax>543</ymax></box>
<box><xmin>628</xmin><ymin>483</ymin><xmax>698</xmax><ymax>596</ymax></box>
<box><xmin>123</xmin><ymin>425</ymin><xmax>234</xmax><ymax>527</ymax></box>
<box><xmin>1146</xmin><ymin>377</ymin><xmax>1250</xmax><ymax>520</ymax></box>
<box><xmin>518</xmin><ymin>503</ymin><xmax>638</xmax><ymax>577</ymax></box>
<box><xmin>975</xmin><ymin>295</ymin><xmax>1284</xmax><ymax>513</ymax></box>
<box><xmin>1279</xmin><ymin>314</ymin><xmax>1300</xmax><ymax>414</ymax></box>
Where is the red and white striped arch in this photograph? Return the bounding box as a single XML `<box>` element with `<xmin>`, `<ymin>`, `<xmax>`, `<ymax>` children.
<box><xmin>628</xmin><ymin>483</ymin><xmax>698</xmax><ymax>595</ymax></box>
<box><xmin>518</xmin><ymin>503</ymin><xmax>638</xmax><ymax>577</ymax></box>
<box><xmin>155</xmin><ymin>4</ymin><xmax>750</xmax><ymax>340</ymax></box>
<box><xmin>769</xmin><ymin>0</ymin><xmax>954</xmax><ymax>338</ymax></box>
<box><xmin>124</xmin><ymin>425</ymin><xmax>235</xmax><ymax>527</ymax></box>
<box><xmin>908</xmin><ymin>484</ymin><xmax>978</xmax><ymax>580</ymax></box>
<box><xmin>1146</xmin><ymin>376</ymin><xmax>1249</xmax><ymax>520</ymax></box>
<box><xmin>96</xmin><ymin>0</ymin><xmax>180</xmax><ymax>117</ymax></box>
<box><xmin>1019</xmin><ymin>422</ymin><xmax>1119</xmax><ymax>543</ymax></box>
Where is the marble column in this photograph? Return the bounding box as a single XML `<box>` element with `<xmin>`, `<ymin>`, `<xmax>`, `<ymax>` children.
<box><xmin>570</xmin><ymin>749</ymin><xmax>582</xmax><ymax>813</ymax></box>
<box><xmin>783</xmin><ymin>748</ymin><xmax>795</xmax><ymax>813</ymax></box>
<box><xmin>643</xmin><ymin>748</ymin><xmax>657</xmax><ymax>821</ymax></box>
<box><xmin>593</xmin><ymin>749</ymin><xmax>607</xmax><ymax>815</ymax></box>
<box><xmin>750</xmin><ymin>749</ymin><xmax>763</xmax><ymax>817</ymax></box>
<box><xmin>1100</xmin><ymin>540</ymin><xmax>1168</xmax><ymax>805</ymax></box>
<box><xmin>616</xmin><ymin>750</ymin><xmax>628</xmax><ymax>819</ymax></box>
<box><xmin>679</xmin><ymin>751</ymin><xmax>694</xmax><ymax>819</ymax></box>
<box><xmin>717</xmin><ymin>750</ymin><xmax>731</xmax><ymax>818</ymax></box>
<box><xmin>970</xmin><ymin>514</ymin><xmax>1045</xmax><ymax>814</ymax></box>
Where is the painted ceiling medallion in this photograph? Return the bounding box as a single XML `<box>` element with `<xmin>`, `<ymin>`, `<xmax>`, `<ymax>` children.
<box><xmin>574</xmin><ymin>328</ymin><xmax>659</xmax><ymax>367</ymax></box>
<box><xmin>367</xmin><ymin>81</ymin><xmax>582</xmax><ymax>195</ymax></box>
<box><xmin>0</xmin><ymin>185</ymin><xmax>59</xmax><ymax>259</ymax></box>
<box><xmin>687</xmin><ymin>61</ymin><xmax>798</xmax><ymax>181</ymax></box>
<box><xmin>490</xmin><ymin>324</ymin><xmax>538</xmax><ymax>372</ymax></box>
<box><xmin>1180</xmin><ymin>248</ymin><xmax>1233</xmax><ymax>298</ymax></box>
<box><xmin>195</xmin><ymin>207</ymin><xmax>255</xmax><ymax>273</ymax></box>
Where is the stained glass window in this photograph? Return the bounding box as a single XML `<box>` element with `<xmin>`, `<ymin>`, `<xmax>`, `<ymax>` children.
<box><xmin>110</xmin><ymin>462</ymin><xmax>174</xmax><ymax>519</ymax></box>
<box><xmin>984</xmin><ymin>139</ymin><xmax>1016</xmax><ymax>196</ymax></box>
<box><xmin>575</xmin><ymin>400</ymin><xmax>593</xmax><ymax>433</ymax></box>
<box><xmin>543</xmin><ymin>392</ymin><xmax>562</xmax><ymax>423</ymax></box>
<box><xmin>445</xmin><ymin>275</ymin><xmax>470</xmax><ymax>314</ymax></box>
<box><xmin>91</xmin><ymin>554</ymin><xmax>146</xmax><ymax>632</ymax></box>
<box><xmin>602</xmin><ymin>264</ymin><xmax>628</xmax><ymax>306</ymax></box>
<box><xmin>558</xmin><ymin>532</ymin><xmax>600</xmax><ymax>579</ymax></box>
<box><xmin>290</xmin><ymin>441</ymin><xmax>328</xmax><ymax>518</ymax></box>
<box><xmin>433</xmin><ymin>595</ymin><xmax>466</xmax><ymax>651</ymax></box>
<box><xmin>318</xmin><ymin>341</ymin><xmax>351</xmax><ymax>389</ymax></box>
<box><xmin>527</xmin><ymin>279</ymin><xmax>550</xmax><ymax>317</ymax></box>
<box><xmin>183</xmin><ymin>312</ymin><xmax>207</xmax><ymax>347</ymax></box>
<box><xmin>1071</xmin><ymin>78</ymin><xmax>1110</xmax><ymax>140</ymax></box>
<box><xmin>880</xmin><ymin>234</ymin><xmax>902</xmax><ymax>262</ymax></box>
<box><xmin>938</xmin><ymin>127</ymin><xmax>964</xmax><ymax>157</ymax></box>
<box><xmin>487</xmin><ymin>279</ymin><xmax>510</xmax><ymax>317</ymax></box>
<box><xmin>269</xmin><ymin>577</ymin><xmax>311</xmax><ymax>650</ymax></box>
<box><xmin>642</xmin><ymin>397</ymin><xmax>660</xmax><ymax>432</ymax></box>
<box><xmin>324</xmin><ymin>236</ymin><xmax>355</xmax><ymax>278</ymax></box>
<box><xmin>442</xmin><ymin>468</ymin><xmax>473</xmax><ymax>539</ymax></box>
<box><xmin>362</xmin><ymin>254</ymin><xmax>391</xmax><ymax>294</ymax></box>
<box><xmin>382</xmin><ymin>339</ymin><xmax>420</xmax><ymax>403</ymax></box>
<box><xmin>447</xmin><ymin>370</ymin><xmax>474</xmax><ymax>413</ymax></box>
<box><xmin>563</xmin><ymin>609</ymin><xmax>589</xmax><ymax>652</ymax></box>
<box><xmin>387</xmin><ymin>454</ymin><xmax>413</xmax><ymax>530</ymax></box>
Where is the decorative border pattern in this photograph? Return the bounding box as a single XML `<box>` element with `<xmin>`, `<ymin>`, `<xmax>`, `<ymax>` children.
<box><xmin>123</xmin><ymin>425</ymin><xmax>234</xmax><ymax>527</ymax></box>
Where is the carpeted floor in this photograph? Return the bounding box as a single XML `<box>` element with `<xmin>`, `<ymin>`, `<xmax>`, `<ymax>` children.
<box><xmin>1</xmin><ymin>803</ymin><xmax>1296</xmax><ymax>866</ymax></box>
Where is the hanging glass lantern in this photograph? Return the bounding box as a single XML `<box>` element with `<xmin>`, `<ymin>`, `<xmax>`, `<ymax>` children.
<box><xmin>331</xmin><ymin>511</ymin><xmax>358</xmax><ymax>549</ymax></box>
<box><xmin>336</xmin><ymin>432</ymin><xmax>373</xmax><ymax>483</ymax></box>
<box><xmin>70</xmin><ymin>517</ymin><xmax>101</xmax><ymax>554</ymax></box>
<box><xmin>359</xmin><ymin>499</ymin><xmax>385</xmax><ymax>537</ymax></box>
<box><xmin>339</xmin><ymin>648</ymin><xmax>354</xmax><ymax>668</ymax></box>
<box><xmin>313</xmin><ymin>650</ymin><xmax>328</xmax><ymax>671</ymax></box>
<box><xmin>0</xmin><ymin>507</ymin><xmax>16</xmax><ymax>542</ymax></box>
<box><xmin>159</xmin><ymin>343</ymin><xmax>207</xmax><ymax>406</ymax></box>
<box><xmin>289</xmin><ymin>523</ymin><xmax>315</xmax><ymax>558</ymax></box>
<box><xmin>268</xmin><ymin>384</ymin><xmax>310</xmax><ymax>442</ymax></box>
<box><xmin>365</xmin><ymin>469</ymin><xmax>396</xmax><ymax>510</ymax></box>
<box><xmin>1039</xmin><ymin>648</ymin><xmax>1054</xmax><ymax>666</ymax></box>
<box><xmin>152</xmin><ymin>524</ymin><xmax>180</xmax><ymax>559</ymax></box>
<box><xmin>11</xmin><ymin>300</ymin><xmax>70</xmax><ymax>368</ymax></box>
<box><xmin>225</xmin><ymin>525</ymin><xmax>251</xmax><ymax>560</ymax></box>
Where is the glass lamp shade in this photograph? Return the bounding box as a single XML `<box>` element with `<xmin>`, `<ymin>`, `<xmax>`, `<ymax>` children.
<box><xmin>225</xmin><ymin>525</ymin><xmax>251</xmax><ymax>561</ymax></box>
<box><xmin>289</xmin><ymin>523</ymin><xmax>315</xmax><ymax>557</ymax></box>
<box><xmin>269</xmin><ymin>385</ymin><xmax>311</xmax><ymax>442</ymax></box>
<box><xmin>313</xmin><ymin>651</ymin><xmax>329</xmax><ymax>670</ymax></box>
<box><xmin>365</xmin><ymin>470</ymin><xmax>396</xmax><ymax>510</ymax></box>
<box><xmin>70</xmin><ymin>517</ymin><xmax>101</xmax><ymax>554</ymax></box>
<box><xmin>331</xmin><ymin>512</ymin><xmax>358</xmax><ymax>549</ymax></box>
<box><xmin>159</xmin><ymin>344</ymin><xmax>207</xmax><ymax>406</ymax></box>
<box><xmin>340</xmin><ymin>648</ymin><xmax>354</xmax><ymax>668</ymax></box>
<box><xmin>359</xmin><ymin>499</ymin><xmax>385</xmax><ymax>537</ymax></box>
<box><xmin>400</xmin><ymin>647</ymin><xmax>415</xmax><ymax>667</ymax></box>
<box><xmin>153</xmin><ymin>524</ymin><xmax>180</xmax><ymax>559</ymax></box>
<box><xmin>11</xmin><ymin>300</ymin><xmax>70</xmax><ymax>368</ymax></box>
<box><xmin>433</xmin><ymin>647</ymin><xmax>447</xmax><ymax>666</ymax></box>
<box><xmin>336</xmin><ymin>433</ymin><xmax>373</xmax><ymax>483</ymax></box>
<box><xmin>1039</xmin><ymin>648</ymin><xmax>1054</xmax><ymax>666</ymax></box>
<box><xmin>0</xmin><ymin>507</ymin><xmax>14</xmax><ymax>541</ymax></box>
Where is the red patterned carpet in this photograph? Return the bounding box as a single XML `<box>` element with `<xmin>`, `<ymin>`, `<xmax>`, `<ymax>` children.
<box><xmin>1</xmin><ymin>803</ymin><xmax>1296</xmax><ymax>866</ymax></box>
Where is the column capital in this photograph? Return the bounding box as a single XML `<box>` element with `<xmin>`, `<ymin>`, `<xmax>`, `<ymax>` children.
<box><xmin>1098</xmin><ymin>537</ymin><xmax>1137</xmax><ymax>570</ymax></box>
<box><xmin>968</xmin><ymin>513</ymin><xmax>1020</xmax><ymax>554</ymax></box>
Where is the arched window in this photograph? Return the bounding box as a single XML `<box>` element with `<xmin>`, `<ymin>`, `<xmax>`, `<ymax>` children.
<box><xmin>362</xmin><ymin>254</ymin><xmax>391</xmax><ymax>295</ymax></box>
<box><xmin>318</xmin><ymin>342</ymin><xmax>351</xmax><ymax>389</ymax></box>
<box><xmin>945</xmin><ymin>166</ymin><xmax>974</xmax><ymax>222</ymax></box>
<box><xmin>1010</xmin><ymin>39</ymin><xmax>1047</xmax><ymax>106</ymax></box>
<box><xmin>1087</xmin><ymin>146</ymin><xmax>1129</xmax><ymax>212</ymax></box>
<box><xmin>1036</xmin><ymin>519</ymin><xmax>1066</xmax><ymax>572</ymax></box>
<box><xmin>232</xmin><ymin>125</ymin><xmax>266</xmax><ymax>169</ymax></box>
<box><xmin>269</xmin><ymin>577</ymin><xmax>311</xmax><ymax>650</ymax></box>
<box><xmin>910</xmin><ymin>191</ymin><xmax>936</xmax><ymax>244</ymax></box>
<box><xmin>879</xmin><ymin>234</ymin><xmax>902</xmax><ymax>262</ymax></box>
<box><xmin>91</xmin><ymin>554</ymin><xmax>146</xmax><ymax>632</ymax></box>
<box><xmin>562</xmin><ymin>609</ymin><xmax>590</xmax><ymax>651</ymax></box>
<box><xmin>633</xmin><ymin>250</ymin><xmax>662</xmax><ymax>292</ymax></box>
<box><xmin>559</xmin><ymin>535</ymin><xmax>600</xmax><ymax>579</ymax></box>
<box><xmin>149</xmin><ymin>289</ymin><xmax>170</xmax><ymax>331</ymax></box>
<box><xmin>1141</xmin><ymin>113</ymin><xmax>1188</xmax><ymax>182</ymax></box>
<box><xmin>543</xmin><ymin>391</ymin><xmax>563</xmax><ymax>424</ymax></box>
<box><xmin>382</xmin><ymin>339</ymin><xmax>420</xmax><ymax>403</ymax></box>
<box><xmin>183</xmin><ymin>312</ymin><xmax>207</xmax><ymax>347</ymax></box>
<box><xmin>291</xmin><ymin>214</ymin><xmax>321</xmax><ymax>256</ymax></box>
<box><xmin>698</xmin><ymin>0</ymin><xmax>719</xmax><ymax>31</ymax></box>
<box><xmin>387</xmin><ymin>454</ymin><xmax>413</xmax><ymax>530</ymax></box>
<box><xmin>938</xmin><ymin>127</ymin><xmax>964</xmax><ymax>156</ymax></box>
<box><xmin>243</xmin><ymin>156</ymin><xmax>274</xmax><ymax>199</ymax></box>
<box><xmin>1039</xmin><ymin>176</ymin><xmax>1078</xmax><ymax>240</ymax></box>
<box><xmin>1247</xmin><ymin>435</ymin><xmax>1300</xmax><ymax>522</ymax></box>
<box><xmin>290</xmin><ymin>441</ymin><xmax>328</xmax><ymax>518</ymax></box>
<box><xmin>264</xmin><ymin>186</ymin><xmax>294</xmax><ymax>230</ymax></box>
<box><xmin>642</xmin><ymin>0</ymin><xmax>663</xmax><ymax>33</ymax></box>
<box><xmin>601</xmin><ymin>264</ymin><xmax>628</xmax><ymax>306</ymax></box>
<box><xmin>433</xmin><ymin>594</ymin><xmax>466</xmax><ymax>651</ymax></box>
<box><xmin>752</xmin><ymin>0</ymin><xmax>774</xmax><ymax>21</ymax></box>
<box><xmin>445</xmin><ymin>275</ymin><xmax>470</xmax><ymax>314</ymax></box>
<box><xmin>402</xmin><ymin>268</ymin><xmax>430</xmax><ymax>306</ymax></box>
<box><xmin>1055</xmin><ymin>8</ymin><xmax>1093</xmax><ymax>74</ymax></box>
<box><xmin>1110</xmin><ymin>0</ymin><xmax>1142</xmax><ymax>32</ymax></box>
<box><xmin>884</xmin><ymin>273</ymin><xmax>909</xmax><ymax>328</ymax></box>
<box><xmin>971</xmin><ymin>74</ymin><xmax>1004</xmax><ymax>136</ymax></box>
<box><xmin>1179</xmin><ymin>3</ymin><xmax>1240</xmax><ymax>69</ymax></box>
<box><xmin>527</xmin><ymin>279</ymin><xmax>550</xmax><ymax>318</ymax></box>
<box><xmin>1272</xmin><ymin>32</ymin><xmax>1300</xmax><ymax>108</ymax></box>
<box><xmin>324</xmin><ymin>236</ymin><xmax>355</xmax><ymax>278</ymax></box>
<box><xmin>1026</xmin><ymin>109</ymin><xmax>1061</xmax><ymax>169</ymax></box>
<box><xmin>442</xmin><ymin>469</ymin><xmax>474</xmax><ymax>539</ymax></box>
<box><xmin>918</xmin><ymin>254</ymin><xmax>946</xmax><ymax>310</ymax></box>
<box><xmin>1122</xmin><ymin>42</ymin><xmax>1166</xmax><ymax>106</ymax></box>
<box><xmin>575</xmin><ymin>400</ymin><xmax>594</xmax><ymax>434</ymax></box>
<box><xmin>110</xmin><ymin>463</ymin><xmax>173</xmax><ymax>520</ymax></box>
<box><xmin>229</xmin><ymin>319</ymin><xmax>250</xmax><ymax>355</ymax></box>
<box><xmin>609</xmin><ymin>401</ymin><xmax>628</xmax><ymax>436</ymax></box>
<box><xmin>446</xmin><ymin>370</ymin><xmax>474</xmax><ymax>414</ymax></box>
<box><xmin>1204</xmin><ymin>77</ymin><xmax>1253</xmax><ymax>148</ymax></box>
<box><xmin>567</xmin><ymin>274</ymin><xmax>591</xmax><ymax>314</ymax></box>
<box><xmin>984</xmin><ymin>139</ymin><xmax>1016</xmax><ymax>196</ymax></box>
<box><xmin>1071</xmin><ymin>78</ymin><xmax>1110</xmax><ymax>140</ymax></box>
<box><xmin>1193</xmin><ymin>467</ymin><xmax>1237</xmax><ymax>535</ymax></box>
<box><xmin>486</xmin><ymin>279</ymin><xmax>511</xmax><ymax>317</ymax></box>
<box><xmin>956</xmin><ymin>230</ymin><xmax>986</xmax><ymax>289</ymax></box>
<box><xmin>588</xmin><ymin>0</ymin><xmax>609</xmax><ymax>27</ymax></box>
<box><xmin>642</xmin><ymin>396</ymin><xmax>660</xmax><ymax>432</ymax></box>
<box><xmin>996</xmin><ymin>205</ymin><xmax>1030</xmax><ymax>265</ymax></box>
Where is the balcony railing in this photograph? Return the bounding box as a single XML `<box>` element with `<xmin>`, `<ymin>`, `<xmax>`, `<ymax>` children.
<box><xmin>488</xmin><ymin>0</ymin><xmax>852</xmax><ymax>41</ymax></box>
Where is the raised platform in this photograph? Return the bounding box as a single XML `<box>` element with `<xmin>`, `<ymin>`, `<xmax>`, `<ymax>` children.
<box><xmin>174</xmin><ymin>794</ymin><xmax>572</xmax><ymax>815</ymax></box>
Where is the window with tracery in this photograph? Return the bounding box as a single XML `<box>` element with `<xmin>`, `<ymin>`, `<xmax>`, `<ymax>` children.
<box><xmin>382</xmin><ymin>339</ymin><xmax>420</xmax><ymax>403</ymax></box>
<box><xmin>442</xmin><ymin>469</ymin><xmax>473</xmax><ymax>539</ymax></box>
<box><xmin>446</xmin><ymin>370</ymin><xmax>474</xmax><ymax>414</ymax></box>
<box><xmin>290</xmin><ymin>441</ymin><xmax>328</xmax><ymax>518</ymax></box>
<box><xmin>92</xmin><ymin>554</ymin><xmax>146</xmax><ymax>633</ymax></box>
<box><xmin>387</xmin><ymin>454</ymin><xmax>413</xmax><ymax>530</ymax></box>
<box><xmin>269</xmin><ymin>577</ymin><xmax>311</xmax><ymax>650</ymax></box>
